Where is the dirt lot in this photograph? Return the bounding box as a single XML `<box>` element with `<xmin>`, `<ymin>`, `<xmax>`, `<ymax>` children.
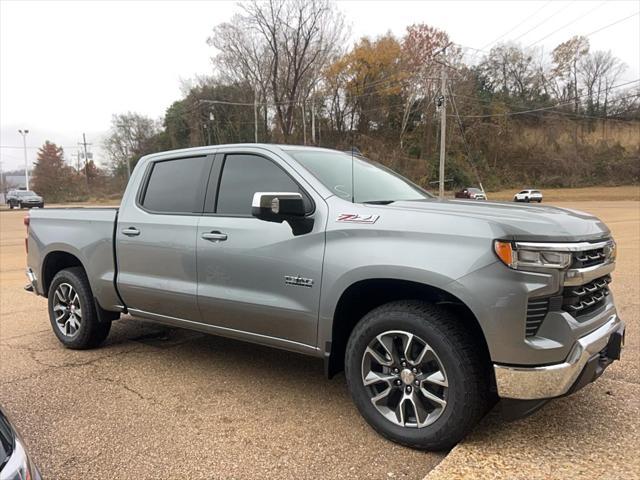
<box><xmin>1</xmin><ymin>195</ymin><xmax>638</xmax><ymax>479</ymax></box>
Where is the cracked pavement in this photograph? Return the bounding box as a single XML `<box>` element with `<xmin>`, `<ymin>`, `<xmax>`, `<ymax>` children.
<box><xmin>0</xmin><ymin>208</ymin><xmax>444</xmax><ymax>479</ymax></box>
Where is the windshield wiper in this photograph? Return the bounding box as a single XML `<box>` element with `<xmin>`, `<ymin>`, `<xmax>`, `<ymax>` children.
<box><xmin>363</xmin><ymin>200</ymin><xmax>395</xmax><ymax>205</ymax></box>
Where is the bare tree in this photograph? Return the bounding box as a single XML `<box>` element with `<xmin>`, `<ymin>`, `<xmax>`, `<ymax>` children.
<box><xmin>552</xmin><ymin>36</ymin><xmax>589</xmax><ymax>112</ymax></box>
<box><xmin>103</xmin><ymin>112</ymin><xmax>159</xmax><ymax>177</ymax></box>
<box><xmin>579</xmin><ymin>50</ymin><xmax>626</xmax><ymax>116</ymax></box>
<box><xmin>240</xmin><ymin>0</ymin><xmax>345</xmax><ymax>140</ymax></box>
<box><xmin>480</xmin><ymin>43</ymin><xmax>541</xmax><ymax>99</ymax></box>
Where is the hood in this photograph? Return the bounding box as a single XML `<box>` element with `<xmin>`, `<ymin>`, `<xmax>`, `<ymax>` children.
<box><xmin>379</xmin><ymin>199</ymin><xmax>610</xmax><ymax>242</ymax></box>
<box><xmin>20</xmin><ymin>194</ymin><xmax>42</xmax><ymax>201</ymax></box>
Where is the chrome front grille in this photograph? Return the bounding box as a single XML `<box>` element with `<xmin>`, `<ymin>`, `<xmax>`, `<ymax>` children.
<box><xmin>571</xmin><ymin>247</ymin><xmax>607</xmax><ymax>268</ymax></box>
<box><xmin>526</xmin><ymin>298</ymin><xmax>549</xmax><ymax>337</ymax></box>
<box><xmin>562</xmin><ymin>275</ymin><xmax>611</xmax><ymax>318</ymax></box>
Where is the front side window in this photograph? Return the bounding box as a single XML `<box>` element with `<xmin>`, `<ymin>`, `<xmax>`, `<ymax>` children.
<box><xmin>288</xmin><ymin>150</ymin><xmax>431</xmax><ymax>203</ymax></box>
<box><xmin>216</xmin><ymin>154</ymin><xmax>310</xmax><ymax>215</ymax></box>
<box><xmin>141</xmin><ymin>156</ymin><xmax>208</xmax><ymax>213</ymax></box>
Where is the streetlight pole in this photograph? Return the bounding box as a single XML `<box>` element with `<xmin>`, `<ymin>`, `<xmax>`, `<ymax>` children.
<box><xmin>18</xmin><ymin>129</ymin><xmax>29</xmax><ymax>190</ymax></box>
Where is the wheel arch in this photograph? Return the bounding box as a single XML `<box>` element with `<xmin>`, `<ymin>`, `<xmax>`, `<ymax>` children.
<box><xmin>42</xmin><ymin>250</ymin><xmax>120</xmax><ymax>322</ymax></box>
<box><xmin>325</xmin><ymin>278</ymin><xmax>492</xmax><ymax>383</ymax></box>
<box><xmin>42</xmin><ymin>250</ymin><xmax>85</xmax><ymax>296</ymax></box>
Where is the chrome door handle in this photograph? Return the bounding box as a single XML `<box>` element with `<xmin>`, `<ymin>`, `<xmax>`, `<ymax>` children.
<box><xmin>122</xmin><ymin>227</ymin><xmax>140</xmax><ymax>237</ymax></box>
<box><xmin>202</xmin><ymin>231</ymin><xmax>228</xmax><ymax>241</ymax></box>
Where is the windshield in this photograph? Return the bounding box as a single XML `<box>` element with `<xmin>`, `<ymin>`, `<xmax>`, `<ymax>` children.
<box><xmin>468</xmin><ymin>188</ymin><xmax>481</xmax><ymax>193</ymax></box>
<box><xmin>17</xmin><ymin>191</ymin><xmax>36</xmax><ymax>196</ymax></box>
<box><xmin>288</xmin><ymin>150</ymin><xmax>432</xmax><ymax>203</ymax></box>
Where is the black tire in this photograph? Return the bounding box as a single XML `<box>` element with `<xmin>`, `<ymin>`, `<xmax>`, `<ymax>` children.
<box><xmin>345</xmin><ymin>301</ymin><xmax>490</xmax><ymax>450</ymax></box>
<box><xmin>39</xmin><ymin>203</ymin><xmax>45</xmax><ymax>208</ymax></box>
<box><xmin>47</xmin><ymin>267</ymin><xmax>111</xmax><ymax>349</ymax></box>
<box><xmin>525</xmin><ymin>197</ymin><xmax>530</xmax><ymax>203</ymax></box>
<box><xmin>18</xmin><ymin>202</ymin><xmax>23</xmax><ymax>209</ymax></box>
<box><xmin>9</xmin><ymin>203</ymin><xmax>14</xmax><ymax>209</ymax></box>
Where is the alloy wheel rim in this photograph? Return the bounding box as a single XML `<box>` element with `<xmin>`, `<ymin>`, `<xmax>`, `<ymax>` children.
<box><xmin>53</xmin><ymin>283</ymin><xmax>82</xmax><ymax>338</ymax></box>
<box><xmin>361</xmin><ymin>330</ymin><xmax>448</xmax><ymax>428</ymax></box>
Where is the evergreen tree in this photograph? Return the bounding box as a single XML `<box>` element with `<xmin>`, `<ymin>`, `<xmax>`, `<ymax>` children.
<box><xmin>32</xmin><ymin>141</ymin><xmax>76</xmax><ymax>202</ymax></box>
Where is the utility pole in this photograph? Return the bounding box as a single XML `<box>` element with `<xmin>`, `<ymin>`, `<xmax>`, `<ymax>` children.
<box><xmin>301</xmin><ymin>101</ymin><xmax>307</xmax><ymax>145</ymax></box>
<box><xmin>18</xmin><ymin>129</ymin><xmax>29</xmax><ymax>190</ymax></box>
<box><xmin>253</xmin><ymin>86</ymin><xmax>259</xmax><ymax>143</ymax></box>
<box><xmin>438</xmin><ymin>68</ymin><xmax>447</xmax><ymax>200</ymax></box>
<box><xmin>79</xmin><ymin>133</ymin><xmax>91</xmax><ymax>188</ymax></box>
<box><xmin>311</xmin><ymin>95</ymin><xmax>316</xmax><ymax>145</ymax></box>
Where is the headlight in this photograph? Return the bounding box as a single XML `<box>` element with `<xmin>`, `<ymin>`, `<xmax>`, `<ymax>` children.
<box><xmin>494</xmin><ymin>241</ymin><xmax>572</xmax><ymax>270</ymax></box>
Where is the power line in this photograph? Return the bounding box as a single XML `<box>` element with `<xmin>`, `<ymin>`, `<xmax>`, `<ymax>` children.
<box><xmin>583</xmin><ymin>10</ymin><xmax>640</xmax><ymax>38</ymax></box>
<box><xmin>450</xmin><ymin>79</ymin><xmax>640</xmax><ymax>110</ymax></box>
<box><xmin>480</xmin><ymin>0</ymin><xmax>553</xmax><ymax>50</ymax></box>
<box><xmin>0</xmin><ymin>145</ymin><xmax>83</xmax><ymax>150</ymax></box>
<box><xmin>526</xmin><ymin>0</ymin><xmax>607</xmax><ymax>47</ymax></box>
<box><xmin>453</xmin><ymin>92</ymin><xmax>639</xmax><ymax>119</ymax></box>
<box><xmin>447</xmin><ymin>83</ymin><xmax>482</xmax><ymax>186</ymax></box>
<box><xmin>511</xmin><ymin>0</ymin><xmax>577</xmax><ymax>43</ymax></box>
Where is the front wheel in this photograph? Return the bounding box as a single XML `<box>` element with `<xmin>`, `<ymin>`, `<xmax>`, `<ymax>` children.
<box><xmin>345</xmin><ymin>301</ymin><xmax>491</xmax><ymax>450</ymax></box>
<box><xmin>48</xmin><ymin>267</ymin><xmax>111</xmax><ymax>349</ymax></box>
<box><xmin>18</xmin><ymin>202</ymin><xmax>23</xmax><ymax>209</ymax></box>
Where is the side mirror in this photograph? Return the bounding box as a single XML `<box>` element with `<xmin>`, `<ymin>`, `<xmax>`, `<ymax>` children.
<box><xmin>252</xmin><ymin>192</ymin><xmax>306</xmax><ymax>222</ymax></box>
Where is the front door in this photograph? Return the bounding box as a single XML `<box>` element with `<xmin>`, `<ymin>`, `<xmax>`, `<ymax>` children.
<box><xmin>196</xmin><ymin>151</ymin><xmax>326</xmax><ymax>348</ymax></box>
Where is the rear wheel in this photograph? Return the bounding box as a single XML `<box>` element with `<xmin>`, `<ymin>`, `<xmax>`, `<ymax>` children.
<box><xmin>345</xmin><ymin>301</ymin><xmax>490</xmax><ymax>450</ymax></box>
<box><xmin>525</xmin><ymin>197</ymin><xmax>530</xmax><ymax>203</ymax></box>
<box><xmin>48</xmin><ymin>267</ymin><xmax>111</xmax><ymax>349</ymax></box>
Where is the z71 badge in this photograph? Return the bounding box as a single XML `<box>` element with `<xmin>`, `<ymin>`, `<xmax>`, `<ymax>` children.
<box><xmin>337</xmin><ymin>213</ymin><xmax>380</xmax><ymax>224</ymax></box>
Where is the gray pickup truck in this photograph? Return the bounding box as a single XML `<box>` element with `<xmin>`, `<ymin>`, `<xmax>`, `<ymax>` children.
<box><xmin>24</xmin><ymin>144</ymin><xmax>625</xmax><ymax>450</ymax></box>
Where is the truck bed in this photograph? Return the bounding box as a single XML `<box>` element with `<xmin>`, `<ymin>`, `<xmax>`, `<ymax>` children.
<box><xmin>27</xmin><ymin>207</ymin><xmax>122</xmax><ymax>310</ymax></box>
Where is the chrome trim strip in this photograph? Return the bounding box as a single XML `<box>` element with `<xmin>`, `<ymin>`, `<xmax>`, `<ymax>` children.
<box><xmin>564</xmin><ymin>261</ymin><xmax>615</xmax><ymax>286</ymax></box>
<box><xmin>494</xmin><ymin>314</ymin><xmax>623</xmax><ymax>400</ymax></box>
<box><xmin>127</xmin><ymin>308</ymin><xmax>320</xmax><ymax>356</ymax></box>
<box><xmin>515</xmin><ymin>239</ymin><xmax>613</xmax><ymax>252</ymax></box>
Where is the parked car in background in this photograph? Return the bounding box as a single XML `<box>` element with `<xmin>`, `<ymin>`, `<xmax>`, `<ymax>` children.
<box><xmin>0</xmin><ymin>405</ymin><xmax>42</xmax><ymax>480</ymax></box>
<box><xmin>6</xmin><ymin>190</ymin><xmax>44</xmax><ymax>209</ymax></box>
<box><xmin>455</xmin><ymin>187</ymin><xmax>487</xmax><ymax>200</ymax></box>
<box><xmin>513</xmin><ymin>189</ymin><xmax>543</xmax><ymax>203</ymax></box>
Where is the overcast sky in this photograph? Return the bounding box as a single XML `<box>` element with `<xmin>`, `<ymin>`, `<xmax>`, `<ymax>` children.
<box><xmin>1</xmin><ymin>0</ymin><xmax>638</xmax><ymax>171</ymax></box>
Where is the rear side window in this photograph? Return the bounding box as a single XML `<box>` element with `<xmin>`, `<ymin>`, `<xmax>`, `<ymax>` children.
<box><xmin>216</xmin><ymin>154</ymin><xmax>310</xmax><ymax>216</ymax></box>
<box><xmin>141</xmin><ymin>157</ymin><xmax>209</xmax><ymax>213</ymax></box>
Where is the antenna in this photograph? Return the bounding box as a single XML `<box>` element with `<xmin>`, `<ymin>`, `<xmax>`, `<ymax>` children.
<box><xmin>350</xmin><ymin>112</ymin><xmax>355</xmax><ymax>204</ymax></box>
<box><xmin>351</xmin><ymin>143</ymin><xmax>355</xmax><ymax>204</ymax></box>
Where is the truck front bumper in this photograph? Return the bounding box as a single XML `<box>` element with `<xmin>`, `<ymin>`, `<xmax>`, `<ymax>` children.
<box><xmin>494</xmin><ymin>313</ymin><xmax>625</xmax><ymax>400</ymax></box>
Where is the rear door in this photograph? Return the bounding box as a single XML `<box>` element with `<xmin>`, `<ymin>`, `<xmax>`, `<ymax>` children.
<box><xmin>196</xmin><ymin>149</ymin><xmax>326</xmax><ymax>349</ymax></box>
<box><xmin>116</xmin><ymin>154</ymin><xmax>213</xmax><ymax>321</ymax></box>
